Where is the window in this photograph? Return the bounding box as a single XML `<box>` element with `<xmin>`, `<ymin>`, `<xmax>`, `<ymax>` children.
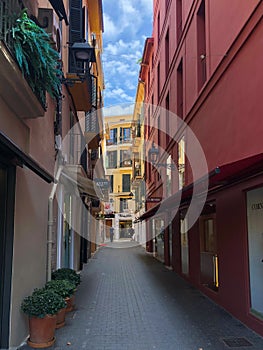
<box><xmin>106</xmin><ymin>151</ymin><xmax>117</xmax><ymax>169</ymax></box>
<box><xmin>120</xmin><ymin>198</ymin><xmax>128</xmax><ymax>212</ymax></box>
<box><xmin>122</xmin><ymin>174</ymin><xmax>131</xmax><ymax>192</ymax></box>
<box><xmin>107</xmin><ymin>128</ymin><xmax>117</xmax><ymax>145</ymax></box>
<box><xmin>177</xmin><ymin>59</ymin><xmax>183</xmax><ymax>118</ymax></box>
<box><xmin>120</xmin><ymin>150</ymin><xmax>132</xmax><ymax>167</ymax></box>
<box><xmin>157</xmin><ymin>12</ymin><xmax>160</xmax><ymax>40</ymax></box>
<box><xmin>176</xmin><ymin>0</ymin><xmax>183</xmax><ymax>43</ymax></box>
<box><xmin>120</xmin><ymin>128</ymin><xmax>131</xmax><ymax>143</ymax></box>
<box><xmin>157</xmin><ymin>63</ymin><xmax>160</xmax><ymax>98</ymax></box>
<box><xmin>166</xmin><ymin>155</ymin><xmax>172</xmax><ymax>197</ymax></box>
<box><xmin>136</xmin><ymin>119</ymin><xmax>141</xmax><ymax>137</ymax></box>
<box><xmin>158</xmin><ymin>116</ymin><xmax>161</xmax><ymax>149</ymax></box>
<box><xmin>178</xmin><ymin>136</ymin><xmax>185</xmax><ymax>189</ymax></box>
<box><xmin>166</xmin><ymin>93</ymin><xmax>170</xmax><ymax>146</ymax></box>
<box><xmin>197</xmin><ymin>0</ymin><xmax>207</xmax><ymax>90</ymax></box>
<box><xmin>165</xmin><ymin>29</ymin><xmax>170</xmax><ymax>77</ymax></box>
<box><xmin>108</xmin><ymin>175</ymin><xmax>114</xmax><ymax>193</ymax></box>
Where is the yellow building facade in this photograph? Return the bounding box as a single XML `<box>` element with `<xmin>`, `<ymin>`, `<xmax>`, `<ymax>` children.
<box><xmin>103</xmin><ymin>114</ymin><xmax>135</xmax><ymax>240</ymax></box>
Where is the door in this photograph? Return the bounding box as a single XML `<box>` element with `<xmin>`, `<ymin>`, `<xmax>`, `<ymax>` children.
<box><xmin>247</xmin><ymin>187</ymin><xmax>263</xmax><ymax>316</ymax></box>
<box><xmin>180</xmin><ymin>217</ymin><xmax>189</xmax><ymax>275</ymax></box>
<box><xmin>199</xmin><ymin>214</ymin><xmax>219</xmax><ymax>291</ymax></box>
<box><xmin>63</xmin><ymin>194</ymin><xmax>71</xmax><ymax>268</ymax></box>
<box><xmin>0</xmin><ymin>163</ymin><xmax>15</xmax><ymax>349</ymax></box>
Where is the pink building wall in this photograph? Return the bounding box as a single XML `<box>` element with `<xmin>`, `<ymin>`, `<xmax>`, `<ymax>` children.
<box><xmin>145</xmin><ymin>0</ymin><xmax>263</xmax><ymax>336</ymax></box>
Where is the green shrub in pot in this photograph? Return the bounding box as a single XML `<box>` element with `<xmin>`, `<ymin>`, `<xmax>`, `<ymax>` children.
<box><xmin>51</xmin><ymin>268</ymin><xmax>81</xmax><ymax>287</ymax></box>
<box><xmin>45</xmin><ymin>279</ymin><xmax>76</xmax><ymax>299</ymax></box>
<box><xmin>21</xmin><ymin>288</ymin><xmax>66</xmax><ymax>318</ymax></box>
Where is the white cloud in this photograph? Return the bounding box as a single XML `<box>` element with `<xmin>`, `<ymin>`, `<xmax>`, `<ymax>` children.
<box><xmin>102</xmin><ymin>0</ymin><xmax>153</xmax><ymax>106</ymax></box>
<box><xmin>103</xmin><ymin>14</ymin><xmax>119</xmax><ymax>39</ymax></box>
<box><xmin>103</xmin><ymin>103</ymin><xmax>135</xmax><ymax>117</ymax></box>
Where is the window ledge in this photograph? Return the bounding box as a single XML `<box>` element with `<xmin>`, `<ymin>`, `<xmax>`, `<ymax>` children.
<box><xmin>0</xmin><ymin>41</ymin><xmax>45</xmax><ymax>119</ymax></box>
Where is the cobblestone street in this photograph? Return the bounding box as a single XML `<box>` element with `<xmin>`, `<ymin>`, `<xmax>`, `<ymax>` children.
<box><xmin>20</xmin><ymin>243</ymin><xmax>263</xmax><ymax>350</ymax></box>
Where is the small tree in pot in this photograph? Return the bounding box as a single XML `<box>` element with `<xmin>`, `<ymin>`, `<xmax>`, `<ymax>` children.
<box><xmin>21</xmin><ymin>288</ymin><xmax>66</xmax><ymax>348</ymax></box>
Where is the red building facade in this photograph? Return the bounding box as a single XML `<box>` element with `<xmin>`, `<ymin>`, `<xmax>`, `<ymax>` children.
<box><xmin>142</xmin><ymin>0</ymin><xmax>263</xmax><ymax>336</ymax></box>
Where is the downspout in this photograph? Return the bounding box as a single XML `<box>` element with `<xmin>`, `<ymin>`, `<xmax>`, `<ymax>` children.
<box><xmin>47</xmin><ymin>165</ymin><xmax>63</xmax><ymax>281</ymax></box>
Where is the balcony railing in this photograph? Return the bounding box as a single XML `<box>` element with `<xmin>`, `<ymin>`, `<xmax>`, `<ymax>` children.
<box><xmin>106</xmin><ymin>139</ymin><xmax>117</xmax><ymax>146</ymax></box>
<box><xmin>0</xmin><ymin>0</ymin><xmax>21</xmax><ymax>51</ymax></box>
<box><xmin>120</xmin><ymin>159</ymin><xmax>132</xmax><ymax>167</ymax></box>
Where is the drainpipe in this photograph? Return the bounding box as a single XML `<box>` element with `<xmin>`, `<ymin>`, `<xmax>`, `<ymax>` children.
<box><xmin>47</xmin><ymin>165</ymin><xmax>63</xmax><ymax>281</ymax></box>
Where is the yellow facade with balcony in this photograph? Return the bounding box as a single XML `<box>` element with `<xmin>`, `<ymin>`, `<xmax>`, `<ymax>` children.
<box><xmin>102</xmin><ymin>114</ymin><xmax>135</xmax><ymax>240</ymax></box>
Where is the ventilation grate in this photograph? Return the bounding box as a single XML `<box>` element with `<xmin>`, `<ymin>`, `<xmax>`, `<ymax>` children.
<box><xmin>222</xmin><ymin>337</ymin><xmax>253</xmax><ymax>347</ymax></box>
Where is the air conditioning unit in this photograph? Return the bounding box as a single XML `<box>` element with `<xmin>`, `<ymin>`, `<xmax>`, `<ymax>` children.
<box><xmin>38</xmin><ymin>8</ymin><xmax>61</xmax><ymax>53</ymax></box>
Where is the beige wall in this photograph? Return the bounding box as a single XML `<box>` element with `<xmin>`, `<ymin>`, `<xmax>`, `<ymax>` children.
<box><xmin>9</xmin><ymin>167</ymin><xmax>51</xmax><ymax>347</ymax></box>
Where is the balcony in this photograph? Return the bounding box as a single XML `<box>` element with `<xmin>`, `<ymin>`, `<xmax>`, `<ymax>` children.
<box><xmin>106</xmin><ymin>139</ymin><xmax>117</xmax><ymax>146</ymax></box>
<box><xmin>0</xmin><ymin>0</ymin><xmax>46</xmax><ymax>118</ymax></box>
<box><xmin>66</xmin><ymin>73</ymin><xmax>93</xmax><ymax>112</ymax></box>
<box><xmin>0</xmin><ymin>41</ymin><xmax>45</xmax><ymax>118</ymax></box>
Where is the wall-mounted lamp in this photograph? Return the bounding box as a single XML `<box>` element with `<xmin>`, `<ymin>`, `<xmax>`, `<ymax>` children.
<box><xmin>148</xmin><ymin>142</ymin><xmax>159</xmax><ymax>164</ymax></box>
<box><xmin>148</xmin><ymin>143</ymin><xmax>175</xmax><ymax>170</ymax></box>
<box><xmin>71</xmin><ymin>42</ymin><xmax>96</xmax><ymax>65</ymax></box>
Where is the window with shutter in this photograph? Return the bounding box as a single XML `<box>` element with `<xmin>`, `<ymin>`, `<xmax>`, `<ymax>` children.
<box><xmin>69</xmin><ymin>0</ymin><xmax>83</xmax><ymax>73</ymax></box>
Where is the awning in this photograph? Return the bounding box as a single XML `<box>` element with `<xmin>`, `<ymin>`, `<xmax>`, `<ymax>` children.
<box><xmin>48</xmin><ymin>0</ymin><xmax>69</xmax><ymax>25</ymax></box>
<box><xmin>0</xmin><ymin>131</ymin><xmax>53</xmax><ymax>183</ymax></box>
<box><xmin>61</xmin><ymin>165</ymin><xmax>98</xmax><ymax>199</ymax></box>
<box><xmin>139</xmin><ymin>153</ymin><xmax>263</xmax><ymax>221</ymax></box>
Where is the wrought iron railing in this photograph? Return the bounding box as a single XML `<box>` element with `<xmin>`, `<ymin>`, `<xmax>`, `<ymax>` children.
<box><xmin>0</xmin><ymin>0</ymin><xmax>21</xmax><ymax>51</ymax></box>
<box><xmin>85</xmin><ymin>108</ymin><xmax>99</xmax><ymax>134</ymax></box>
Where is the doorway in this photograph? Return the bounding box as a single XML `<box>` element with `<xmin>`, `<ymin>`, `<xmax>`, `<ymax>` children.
<box><xmin>199</xmin><ymin>214</ymin><xmax>219</xmax><ymax>291</ymax></box>
<box><xmin>247</xmin><ymin>187</ymin><xmax>263</xmax><ymax>318</ymax></box>
<box><xmin>0</xmin><ymin>163</ymin><xmax>15</xmax><ymax>349</ymax></box>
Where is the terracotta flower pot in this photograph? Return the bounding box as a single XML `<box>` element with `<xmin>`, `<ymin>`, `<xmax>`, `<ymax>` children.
<box><xmin>65</xmin><ymin>295</ymin><xmax>75</xmax><ymax>312</ymax></box>
<box><xmin>56</xmin><ymin>307</ymin><xmax>67</xmax><ymax>329</ymax></box>
<box><xmin>27</xmin><ymin>314</ymin><xmax>56</xmax><ymax>348</ymax></box>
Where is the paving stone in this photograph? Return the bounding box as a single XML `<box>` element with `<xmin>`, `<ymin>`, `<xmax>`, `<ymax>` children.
<box><xmin>18</xmin><ymin>243</ymin><xmax>263</xmax><ymax>350</ymax></box>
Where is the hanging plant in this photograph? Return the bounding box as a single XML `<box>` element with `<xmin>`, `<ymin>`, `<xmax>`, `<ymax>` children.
<box><xmin>9</xmin><ymin>10</ymin><xmax>62</xmax><ymax>109</ymax></box>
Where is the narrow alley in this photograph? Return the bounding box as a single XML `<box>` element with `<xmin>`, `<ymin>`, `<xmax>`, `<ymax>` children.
<box><xmin>20</xmin><ymin>243</ymin><xmax>263</xmax><ymax>350</ymax></box>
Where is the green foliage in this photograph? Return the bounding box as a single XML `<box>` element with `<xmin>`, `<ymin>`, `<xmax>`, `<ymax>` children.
<box><xmin>45</xmin><ymin>279</ymin><xmax>76</xmax><ymax>298</ymax></box>
<box><xmin>9</xmin><ymin>10</ymin><xmax>62</xmax><ymax>108</ymax></box>
<box><xmin>21</xmin><ymin>288</ymin><xmax>66</xmax><ymax>318</ymax></box>
<box><xmin>52</xmin><ymin>268</ymin><xmax>81</xmax><ymax>287</ymax></box>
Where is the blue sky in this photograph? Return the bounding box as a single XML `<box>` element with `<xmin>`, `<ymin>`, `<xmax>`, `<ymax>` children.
<box><xmin>102</xmin><ymin>0</ymin><xmax>153</xmax><ymax>108</ymax></box>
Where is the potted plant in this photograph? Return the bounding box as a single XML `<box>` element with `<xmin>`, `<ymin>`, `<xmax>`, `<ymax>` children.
<box><xmin>51</xmin><ymin>268</ymin><xmax>81</xmax><ymax>288</ymax></box>
<box><xmin>45</xmin><ymin>279</ymin><xmax>76</xmax><ymax>322</ymax></box>
<box><xmin>21</xmin><ymin>288</ymin><xmax>66</xmax><ymax>348</ymax></box>
<box><xmin>51</xmin><ymin>268</ymin><xmax>81</xmax><ymax>312</ymax></box>
<box><xmin>9</xmin><ymin>10</ymin><xmax>62</xmax><ymax>109</ymax></box>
